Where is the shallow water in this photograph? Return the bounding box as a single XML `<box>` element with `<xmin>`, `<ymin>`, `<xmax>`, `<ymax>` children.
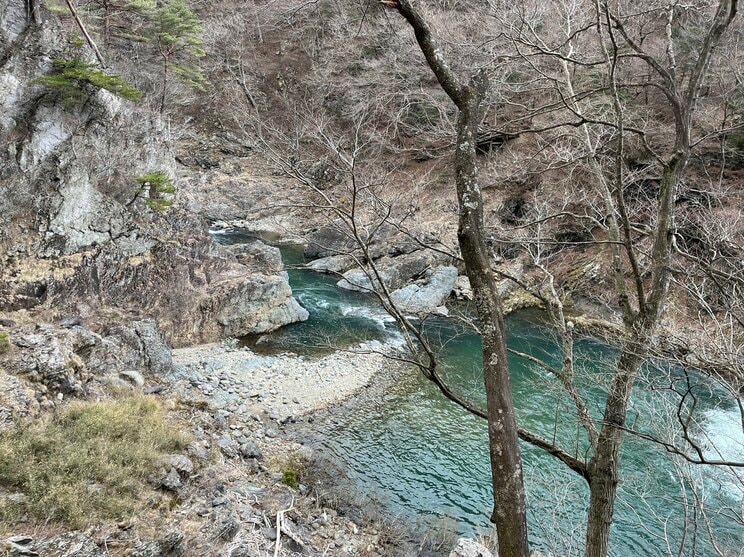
<box><xmin>216</xmin><ymin>231</ymin><xmax>744</xmax><ymax>556</ymax></box>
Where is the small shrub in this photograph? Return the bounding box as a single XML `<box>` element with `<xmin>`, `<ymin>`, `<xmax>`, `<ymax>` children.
<box><xmin>0</xmin><ymin>395</ymin><xmax>188</xmax><ymax>528</ymax></box>
<box><xmin>282</xmin><ymin>467</ymin><xmax>300</xmax><ymax>490</ymax></box>
<box><xmin>0</xmin><ymin>332</ymin><xmax>9</xmax><ymax>354</ymax></box>
<box><xmin>728</xmin><ymin>133</ymin><xmax>744</xmax><ymax>152</ymax></box>
<box><xmin>136</xmin><ymin>171</ymin><xmax>177</xmax><ymax>212</ymax></box>
<box><xmin>34</xmin><ymin>59</ymin><xmax>141</xmax><ymax>103</ymax></box>
<box><xmin>145</xmin><ymin>198</ymin><xmax>175</xmax><ymax>212</ymax></box>
<box><xmin>271</xmin><ymin>452</ymin><xmax>309</xmax><ymax>491</ymax></box>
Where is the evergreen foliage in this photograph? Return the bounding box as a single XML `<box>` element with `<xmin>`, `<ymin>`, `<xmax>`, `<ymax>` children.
<box><xmin>0</xmin><ymin>332</ymin><xmax>9</xmax><ymax>354</ymax></box>
<box><xmin>136</xmin><ymin>171</ymin><xmax>177</xmax><ymax>212</ymax></box>
<box><xmin>81</xmin><ymin>0</ymin><xmax>155</xmax><ymax>45</ymax></box>
<box><xmin>147</xmin><ymin>0</ymin><xmax>205</xmax><ymax>111</ymax></box>
<box><xmin>34</xmin><ymin>59</ymin><xmax>141</xmax><ymax>102</ymax></box>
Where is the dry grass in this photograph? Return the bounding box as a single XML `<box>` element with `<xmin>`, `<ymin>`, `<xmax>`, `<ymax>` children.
<box><xmin>0</xmin><ymin>395</ymin><xmax>188</xmax><ymax>530</ymax></box>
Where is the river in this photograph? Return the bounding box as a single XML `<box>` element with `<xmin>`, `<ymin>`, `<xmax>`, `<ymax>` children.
<box><xmin>216</xmin><ymin>231</ymin><xmax>744</xmax><ymax>556</ymax></box>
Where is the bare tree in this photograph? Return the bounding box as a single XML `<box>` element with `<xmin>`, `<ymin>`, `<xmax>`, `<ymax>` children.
<box><xmin>381</xmin><ymin>2</ymin><xmax>531</xmax><ymax>555</ymax></box>
<box><xmin>210</xmin><ymin>0</ymin><xmax>742</xmax><ymax>554</ymax></box>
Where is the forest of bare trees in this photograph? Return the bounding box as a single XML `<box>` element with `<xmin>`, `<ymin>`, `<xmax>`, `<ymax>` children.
<box><xmin>238</xmin><ymin>2</ymin><xmax>744</xmax><ymax>555</ymax></box>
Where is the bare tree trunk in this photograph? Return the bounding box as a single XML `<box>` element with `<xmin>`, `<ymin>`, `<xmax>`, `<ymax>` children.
<box><xmin>585</xmin><ymin>339</ymin><xmax>646</xmax><ymax>557</ymax></box>
<box><xmin>160</xmin><ymin>59</ymin><xmax>168</xmax><ymax>114</ymax></box>
<box><xmin>455</xmin><ymin>73</ymin><xmax>530</xmax><ymax>557</ymax></box>
<box><xmin>27</xmin><ymin>0</ymin><xmax>42</xmax><ymax>24</ymax></box>
<box><xmin>389</xmin><ymin>2</ymin><xmax>530</xmax><ymax>555</ymax></box>
<box><xmin>583</xmin><ymin>3</ymin><xmax>738</xmax><ymax>555</ymax></box>
<box><xmin>103</xmin><ymin>1</ymin><xmax>112</xmax><ymax>47</ymax></box>
<box><xmin>65</xmin><ymin>0</ymin><xmax>107</xmax><ymax>67</ymax></box>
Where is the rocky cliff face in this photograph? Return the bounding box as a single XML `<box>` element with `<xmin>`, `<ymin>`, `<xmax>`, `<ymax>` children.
<box><xmin>0</xmin><ymin>0</ymin><xmax>306</xmax><ymax>347</ymax></box>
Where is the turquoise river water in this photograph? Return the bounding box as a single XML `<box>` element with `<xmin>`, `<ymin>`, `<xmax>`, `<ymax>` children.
<box><xmin>216</xmin><ymin>231</ymin><xmax>743</xmax><ymax>556</ymax></box>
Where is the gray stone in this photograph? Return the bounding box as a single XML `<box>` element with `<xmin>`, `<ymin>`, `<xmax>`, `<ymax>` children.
<box><xmin>453</xmin><ymin>275</ymin><xmax>473</xmax><ymax>300</ymax></box>
<box><xmin>307</xmin><ymin>255</ymin><xmax>355</xmax><ymax>274</ymax></box>
<box><xmin>304</xmin><ymin>225</ymin><xmax>355</xmax><ymax>259</ymax></box>
<box><xmin>5</xmin><ymin>536</ymin><xmax>37</xmax><ymax>557</ymax></box>
<box><xmin>158</xmin><ymin>468</ymin><xmax>182</xmax><ymax>491</ymax></box>
<box><xmin>187</xmin><ymin>442</ymin><xmax>211</xmax><ymax>462</ymax></box>
<box><xmin>390</xmin><ymin>266</ymin><xmax>458</xmax><ymax>314</ymax></box>
<box><xmin>102</xmin><ymin>321</ymin><xmax>173</xmax><ymax>377</ymax></box>
<box><xmin>158</xmin><ymin>531</ymin><xmax>185</xmax><ymax>556</ymax></box>
<box><xmin>160</xmin><ymin>454</ymin><xmax>194</xmax><ymax>477</ymax></box>
<box><xmin>214</xmin><ymin>273</ymin><xmax>309</xmax><ymax>337</ymax></box>
<box><xmin>225</xmin><ymin>241</ymin><xmax>283</xmax><ymax>274</ymax></box>
<box><xmin>119</xmin><ymin>369</ymin><xmax>145</xmax><ymax>388</ymax></box>
<box><xmin>230</xmin><ymin>544</ymin><xmax>259</xmax><ymax>557</ymax></box>
<box><xmin>58</xmin><ymin>316</ymin><xmax>83</xmax><ymax>328</ymax></box>
<box><xmin>336</xmin><ymin>251</ymin><xmax>437</xmax><ymax>293</ymax></box>
<box><xmin>261</xmin><ymin>526</ymin><xmax>278</xmax><ymax>541</ymax></box>
<box><xmin>217</xmin><ymin>435</ymin><xmax>238</xmax><ymax>457</ymax></box>
<box><xmin>449</xmin><ymin>538</ymin><xmax>493</xmax><ymax>557</ymax></box>
<box><xmin>131</xmin><ymin>542</ymin><xmax>161</xmax><ymax>557</ymax></box>
<box><xmin>7</xmin><ymin>536</ymin><xmax>33</xmax><ymax>546</ymax></box>
<box><xmin>239</xmin><ymin>441</ymin><xmax>262</xmax><ymax>459</ymax></box>
<box><xmin>216</xmin><ymin>514</ymin><xmax>240</xmax><ymax>540</ymax></box>
<box><xmin>0</xmin><ymin>373</ymin><xmax>40</xmax><ymax>431</ymax></box>
<box><xmin>34</xmin><ymin>532</ymin><xmax>105</xmax><ymax>557</ymax></box>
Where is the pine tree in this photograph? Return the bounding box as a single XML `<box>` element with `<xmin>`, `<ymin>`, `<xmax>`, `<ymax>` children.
<box><xmin>147</xmin><ymin>0</ymin><xmax>204</xmax><ymax>113</ymax></box>
<box><xmin>82</xmin><ymin>0</ymin><xmax>155</xmax><ymax>47</ymax></box>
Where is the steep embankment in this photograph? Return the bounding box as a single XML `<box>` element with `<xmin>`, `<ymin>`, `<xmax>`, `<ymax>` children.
<box><xmin>0</xmin><ymin>4</ymin><xmax>390</xmax><ymax>555</ymax></box>
<box><xmin>0</xmin><ymin>0</ymin><xmax>306</xmax><ymax>349</ymax></box>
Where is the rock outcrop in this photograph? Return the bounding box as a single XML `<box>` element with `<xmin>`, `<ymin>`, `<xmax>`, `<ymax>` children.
<box><xmin>449</xmin><ymin>538</ymin><xmax>493</xmax><ymax>557</ymax></box>
<box><xmin>0</xmin><ymin>320</ymin><xmax>172</xmax><ymax>397</ymax></box>
<box><xmin>336</xmin><ymin>251</ymin><xmax>439</xmax><ymax>293</ymax></box>
<box><xmin>301</xmin><ymin>221</ymin><xmax>465</xmax><ymax>314</ymax></box>
<box><xmin>0</xmin><ymin>2</ymin><xmax>305</xmax><ymax>345</ymax></box>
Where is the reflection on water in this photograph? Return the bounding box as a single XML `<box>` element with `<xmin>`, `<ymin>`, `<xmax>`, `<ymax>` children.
<box><xmin>216</xmin><ymin>230</ymin><xmax>744</xmax><ymax>556</ymax></box>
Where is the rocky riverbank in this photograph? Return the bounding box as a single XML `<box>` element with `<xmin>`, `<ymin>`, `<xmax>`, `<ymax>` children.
<box><xmin>0</xmin><ymin>319</ymin><xmax>498</xmax><ymax>557</ymax></box>
<box><xmin>0</xmin><ymin>336</ymin><xmax>413</xmax><ymax>556</ymax></box>
<box><xmin>170</xmin><ymin>342</ymin><xmax>390</xmax><ymax>421</ymax></box>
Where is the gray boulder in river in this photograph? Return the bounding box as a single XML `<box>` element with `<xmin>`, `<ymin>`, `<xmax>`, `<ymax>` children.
<box><xmin>390</xmin><ymin>266</ymin><xmax>459</xmax><ymax>315</ymax></box>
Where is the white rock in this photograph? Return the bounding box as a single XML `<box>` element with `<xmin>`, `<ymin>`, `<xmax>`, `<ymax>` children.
<box><xmin>449</xmin><ymin>538</ymin><xmax>493</xmax><ymax>557</ymax></box>
<box><xmin>119</xmin><ymin>370</ymin><xmax>145</xmax><ymax>388</ymax></box>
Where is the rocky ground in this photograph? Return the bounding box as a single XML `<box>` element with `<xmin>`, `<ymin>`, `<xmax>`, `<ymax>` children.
<box><xmin>0</xmin><ymin>325</ymin><xmax>499</xmax><ymax>557</ymax></box>
<box><xmin>170</xmin><ymin>342</ymin><xmax>390</xmax><ymax>421</ymax></box>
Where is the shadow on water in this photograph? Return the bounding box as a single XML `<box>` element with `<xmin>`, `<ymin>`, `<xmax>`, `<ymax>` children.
<box><xmin>214</xmin><ymin>229</ymin><xmax>744</xmax><ymax>556</ymax></box>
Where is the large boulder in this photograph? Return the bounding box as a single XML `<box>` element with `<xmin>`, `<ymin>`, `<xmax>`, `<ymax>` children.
<box><xmin>390</xmin><ymin>266</ymin><xmax>459</xmax><ymax>314</ymax></box>
<box><xmin>307</xmin><ymin>254</ymin><xmax>356</xmax><ymax>274</ymax></box>
<box><xmin>0</xmin><ymin>320</ymin><xmax>174</xmax><ymax>395</ymax></box>
<box><xmin>304</xmin><ymin>222</ymin><xmax>423</xmax><ymax>261</ymax></box>
<box><xmin>336</xmin><ymin>251</ymin><xmax>439</xmax><ymax>292</ymax></box>
<box><xmin>304</xmin><ymin>224</ymin><xmax>356</xmax><ymax>259</ymax></box>
<box><xmin>224</xmin><ymin>241</ymin><xmax>283</xmax><ymax>274</ymax></box>
<box><xmin>211</xmin><ymin>274</ymin><xmax>308</xmax><ymax>337</ymax></box>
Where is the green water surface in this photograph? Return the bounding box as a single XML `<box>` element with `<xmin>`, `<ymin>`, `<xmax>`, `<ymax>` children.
<box><xmin>215</xmin><ymin>230</ymin><xmax>744</xmax><ymax>556</ymax></box>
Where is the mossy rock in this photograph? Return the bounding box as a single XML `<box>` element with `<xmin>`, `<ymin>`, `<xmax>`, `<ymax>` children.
<box><xmin>0</xmin><ymin>332</ymin><xmax>10</xmax><ymax>354</ymax></box>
